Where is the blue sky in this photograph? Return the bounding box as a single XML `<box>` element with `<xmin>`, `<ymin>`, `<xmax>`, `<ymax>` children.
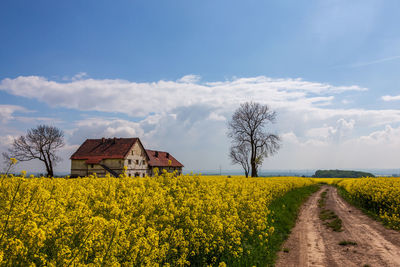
<box><xmin>1</xmin><ymin>0</ymin><xmax>400</xmax><ymax>174</ymax></box>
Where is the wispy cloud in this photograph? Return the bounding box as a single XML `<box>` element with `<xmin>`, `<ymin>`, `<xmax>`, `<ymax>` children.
<box><xmin>382</xmin><ymin>95</ymin><xmax>400</xmax><ymax>101</ymax></box>
<box><xmin>349</xmin><ymin>55</ymin><xmax>400</xmax><ymax>68</ymax></box>
<box><xmin>0</xmin><ymin>105</ymin><xmax>29</xmax><ymax>123</ymax></box>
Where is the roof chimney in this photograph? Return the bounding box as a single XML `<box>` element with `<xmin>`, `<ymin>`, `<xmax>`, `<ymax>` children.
<box><xmin>113</xmin><ymin>137</ymin><xmax>116</xmax><ymax>144</ymax></box>
<box><xmin>155</xmin><ymin>151</ymin><xmax>158</xmax><ymax>157</ymax></box>
<box><xmin>102</xmin><ymin>137</ymin><xmax>105</xmax><ymax>143</ymax></box>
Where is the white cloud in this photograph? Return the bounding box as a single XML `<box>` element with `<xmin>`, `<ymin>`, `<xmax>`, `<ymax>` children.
<box><xmin>382</xmin><ymin>95</ymin><xmax>400</xmax><ymax>101</ymax></box>
<box><xmin>358</xmin><ymin>125</ymin><xmax>400</xmax><ymax>145</ymax></box>
<box><xmin>177</xmin><ymin>74</ymin><xmax>201</xmax><ymax>83</ymax></box>
<box><xmin>207</xmin><ymin>112</ymin><xmax>226</xmax><ymax>121</ymax></box>
<box><xmin>2</xmin><ymin>74</ymin><xmax>400</xmax><ymax>171</ymax></box>
<box><xmin>69</xmin><ymin>117</ymin><xmax>145</xmax><ymax>145</ymax></box>
<box><xmin>269</xmin><ymin>124</ymin><xmax>400</xmax><ymax>169</ymax></box>
<box><xmin>306</xmin><ymin>118</ymin><xmax>354</xmax><ymax>143</ymax></box>
<box><xmin>0</xmin><ymin>75</ymin><xmax>367</xmax><ymax>117</ymax></box>
<box><xmin>0</xmin><ymin>135</ymin><xmax>15</xmax><ymax>147</ymax></box>
<box><xmin>72</xmin><ymin>72</ymin><xmax>88</xmax><ymax>81</ymax></box>
<box><xmin>0</xmin><ymin>105</ymin><xmax>28</xmax><ymax>123</ymax></box>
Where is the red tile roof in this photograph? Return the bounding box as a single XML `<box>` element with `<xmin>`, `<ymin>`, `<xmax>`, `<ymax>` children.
<box><xmin>70</xmin><ymin>138</ymin><xmax>138</xmax><ymax>162</ymax></box>
<box><xmin>146</xmin><ymin>149</ymin><xmax>184</xmax><ymax>168</ymax></box>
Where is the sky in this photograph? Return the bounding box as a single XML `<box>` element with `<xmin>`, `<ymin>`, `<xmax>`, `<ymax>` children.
<box><xmin>1</xmin><ymin>0</ymin><xmax>400</xmax><ymax>174</ymax></box>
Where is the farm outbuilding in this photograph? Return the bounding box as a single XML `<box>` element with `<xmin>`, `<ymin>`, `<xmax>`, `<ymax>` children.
<box><xmin>70</xmin><ymin>137</ymin><xmax>183</xmax><ymax>177</ymax></box>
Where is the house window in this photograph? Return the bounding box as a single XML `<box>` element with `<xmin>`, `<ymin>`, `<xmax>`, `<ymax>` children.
<box><xmin>129</xmin><ymin>173</ymin><xmax>131</xmax><ymax>177</ymax></box>
<box><xmin>142</xmin><ymin>160</ymin><xmax>145</xmax><ymax>165</ymax></box>
<box><xmin>142</xmin><ymin>173</ymin><xmax>145</xmax><ymax>177</ymax></box>
<box><xmin>136</xmin><ymin>159</ymin><xmax>139</xmax><ymax>165</ymax></box>
<box><xmin>90</xmin><ymin>164</ymin><xmax>94</xmax><ymax>168</ymax></box>
<box><xmin>132</xmin><ymin>151</ymin><xmax>134</xmax><ymax>155</ymax></box>
<box><xmin>128</xmin><ymin>159</ymin><xmax>132</xmax><ymax>165</ymax></box>
<box><xmin>135</xmin><ymin>172</ymin><xmax>139</xmax><ymax>177</ymax></box>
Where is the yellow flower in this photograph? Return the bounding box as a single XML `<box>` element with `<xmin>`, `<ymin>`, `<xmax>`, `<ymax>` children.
<box><xmin>10</xmin><ymin>158</ymin><xmax>18</xmax><ymax>164</ymax></box>
<box><xmin>21</xmin><ymin>170</ymin><xmax>27</xmax><ymax>177</ymax></box>
<box><xmin>0</xmin><ymin>173</ymin><xmax>320</xmax><ymax>265</ymax></box>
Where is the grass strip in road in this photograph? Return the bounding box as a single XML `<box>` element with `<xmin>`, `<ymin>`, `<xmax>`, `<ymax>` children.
<box><xmin>318</xmin><ymin>189</ymin><xmax>343</xmax><ymax>232</ymax></box>
<box><xmin>338</xmin><ymin>240</ymin><xmax>357</xmax><ymax>246</ymax></box>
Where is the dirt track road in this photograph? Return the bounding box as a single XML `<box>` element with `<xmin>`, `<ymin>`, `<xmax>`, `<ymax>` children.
<box><xmin>276</xmin><ymin>186</ymin><xmax>400</xmax><ymax>267</ymax></box>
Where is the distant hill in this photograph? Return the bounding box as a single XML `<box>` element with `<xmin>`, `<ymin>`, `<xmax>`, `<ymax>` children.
<box><xmin>312</xmin><ymin>169</ymin><xmax>375</xmax><ymax>178</ymax></box>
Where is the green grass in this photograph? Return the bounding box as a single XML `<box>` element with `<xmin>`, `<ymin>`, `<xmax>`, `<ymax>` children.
<box><xmin>318</xmin><ymin>189</ymin><xmax>343</xmax><ymax>232</ymax></box>
<box><xmin>336</xmin><ymin>186</ymin><xmax>391</xmax><ymax>228</ymax></box>
<box><xmin>319</xmin><ymin>209</ymin><xmax>338</xmax><ymax>220</ymax></box>
<box><xmin>338</xmin><ymin>240</ymin><xmax>357</xmax><ymax>246</ymax></box>
<box><xmin>262</xmin><ymin>184</ymin><xmax>320</xmax><ymax>266</ymax></box>
<box><xmin>318</xmin><ymin>190</ymin><xmax>328</xmax><ymax>208</ymax></box>
<box><xmin>220</xmin><ymin>184</ymin><xmax>320</xmax><ymax>266</ymax></box>
<box><xmin>326</xmin><ymin>217</ymin><xmax>343</xmax><ymax>232</ymax></box>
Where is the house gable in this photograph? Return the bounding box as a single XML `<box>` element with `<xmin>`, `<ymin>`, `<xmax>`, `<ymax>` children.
<box><xmin>123</xmin><ymin>139</ymin><xmax>149</xmax><ymax>177</ymax></box>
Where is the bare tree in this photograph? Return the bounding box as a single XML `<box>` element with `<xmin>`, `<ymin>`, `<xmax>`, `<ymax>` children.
<box><xmin>4</xmin><ymin>125</ymin><xmax>65</xmax><ymax>177</ymax></box>
<box><xmin>228</xmin><ymin>102</ymin><xmax>280</xmax><ymax>177</ymax></box>
<box><xmin>230</xmin><ymin>143</ymin><xmax>251</xmax><ymax>177</ymax></box>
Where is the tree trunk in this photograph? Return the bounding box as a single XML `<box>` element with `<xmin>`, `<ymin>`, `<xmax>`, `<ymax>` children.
<box><xmin>44</xmin><ymin>152</ymin><xmax>53</xmax><ymax>177</ymax></box>
<box><xmin>251</xmin><ymin>160</ymin><xmax>257</xmax><ymax>177</ymax></box>
<box><xmin>47</xmin><ymin>166</ymin><xmax>53</xmax><ymax>177</ymax></box>
<box><xmin>250</xmin><ymin>138</ymin><xmax>257</xmax><ymax>177</ymax></box>
<box><xmin>42</xmin><ymin>157</ymin><xmax>51</xmax><ymax>177</ymax></box>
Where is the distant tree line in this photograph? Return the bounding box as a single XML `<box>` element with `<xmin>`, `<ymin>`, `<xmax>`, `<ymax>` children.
<box><xmin>312</xmin><ymin>169</ymin><xmax>375</xmax><ymax>178</ymax></box>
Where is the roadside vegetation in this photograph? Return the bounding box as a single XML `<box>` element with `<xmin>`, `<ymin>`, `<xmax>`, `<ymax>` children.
<box><xmin>263</xmin><ymin>184</ymin><xmax>320</xmax><ymax>266</ymax></box>
<box><xmin>335</xmin><ymin>178</ymin><xmax>400</xmax><ymax>231</ymax></box>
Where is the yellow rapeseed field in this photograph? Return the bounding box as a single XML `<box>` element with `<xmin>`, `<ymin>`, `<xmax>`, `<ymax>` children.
<box><xmin>335</xmin><ymin>177</ymin><xmax>400</xmax><ymax>230</ymax></box>
<box><xmin>0</xmin><ymin>172</ymin><xmax>314</xmax><ymax>266</ymax></box>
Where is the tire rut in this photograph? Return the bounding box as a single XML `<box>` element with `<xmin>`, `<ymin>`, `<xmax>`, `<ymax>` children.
<box><xmin>276</xmin><ymin>185</ymin><xmax>400</xmax><ymax>267</ymax></box>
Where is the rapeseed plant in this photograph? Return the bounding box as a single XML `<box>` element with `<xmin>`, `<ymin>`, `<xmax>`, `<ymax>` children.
<box><xmin>0</xmin><ymin>173</ymin><xmax>315</xmax><ymax>265</ymax></box>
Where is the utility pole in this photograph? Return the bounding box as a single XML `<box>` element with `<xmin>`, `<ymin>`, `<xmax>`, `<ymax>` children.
<box><xmin>219</xmin><ymin>165</ymin><xmax>222</xmax><ymax>176</ymax></box>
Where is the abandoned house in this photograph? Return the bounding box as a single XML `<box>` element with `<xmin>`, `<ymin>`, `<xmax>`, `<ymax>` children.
<box><xmin>70</xmin><ymin>137</ymin><xmax>184</xmax><ymax>177</ymax></box>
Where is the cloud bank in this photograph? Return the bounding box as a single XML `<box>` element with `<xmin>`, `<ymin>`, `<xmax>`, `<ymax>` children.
<box><xmin>1</xmin><ymin>74</ymin><xmax>400</xmax><ymax>172</ymax></box>
<box><xmin>0</xmin><ymin>75</ymin><xmax>367</xmax><ymax>117</ymax></box>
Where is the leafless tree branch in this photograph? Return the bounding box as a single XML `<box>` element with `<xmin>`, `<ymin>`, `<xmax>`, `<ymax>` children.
<box><xmin>228</xmin><ymin>102</ymin><xmax>280</xmax><ymax>177</ymax></box>
<box><xmin>6</xmin><ymin>125</ymin><xmax>64</xmax><ymax>177</ymax></box>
